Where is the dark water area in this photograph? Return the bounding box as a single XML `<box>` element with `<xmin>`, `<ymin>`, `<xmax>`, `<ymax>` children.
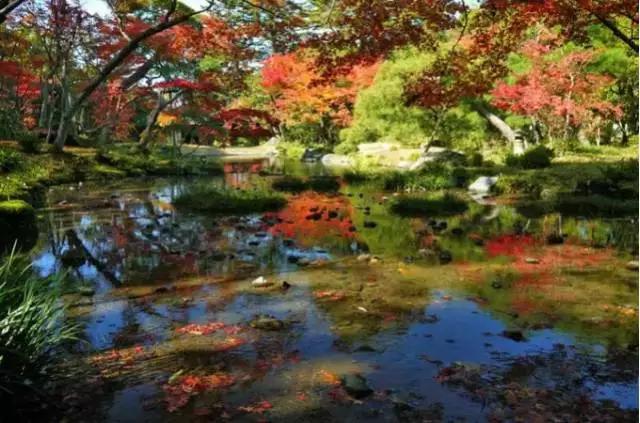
<box><xmin>32</xmin><ymin>163</ymin><xmax>638</xmax><ymax>422</ymax></box>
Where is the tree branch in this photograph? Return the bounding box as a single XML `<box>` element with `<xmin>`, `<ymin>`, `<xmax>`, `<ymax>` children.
<box><xmin>592</xmin><ymin>11</ymin><xmax>639</xmax><ymax>54</ymax></box>
<box><xmin>0</xmin><ymin>0</ymin><xmax>27</xmax><ymax>25</ymax></box>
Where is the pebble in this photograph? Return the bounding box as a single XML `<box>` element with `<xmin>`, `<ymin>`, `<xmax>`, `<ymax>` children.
<box><xmin>251</xmin><ymin>276</ymin><xmax>273</xmax><ymax>288</ymax></box>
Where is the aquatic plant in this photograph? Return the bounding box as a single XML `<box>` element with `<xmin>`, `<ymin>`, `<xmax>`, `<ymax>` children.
<box><xmin>390</xmin><ymin>191</ymin><xmax>468</xmax><ymax>217</ymax></box>
<box><xmin>0</xmin><ymin>251</ymin><xmax>77</xmax><ymax>397</ymax></box>
<box><xmin>174</xmin><ymin>185</ymin><xmax>286</xmax><ymax>214</ymax></box>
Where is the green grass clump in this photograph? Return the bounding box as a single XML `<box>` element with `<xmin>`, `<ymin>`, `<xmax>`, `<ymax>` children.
<box><xmin>174</xmin><ymin>185</ymin><xmax>286</xmax><ymax>214</ymax></box>
<box><xmin>16</xmin><ymin>132</ymin><xmax>44</xmax><ymax>154</ymax></box>
<box><xmin>0</xmin><ymin>200</ymin><xmax>37</xmax><ymax>252</ymax></box>
<box><xmin>505</xmin><ymin>145</ymin><xmax>554</xmax><ymax>169</ymax></box>
<box><xmin>390</xmin><ymin>191</ymin><xmax>469</xmax><ymax>217</ymax></box>
<box><xmin>272</xmin><ymin>176</ymin><xmax>340</xmax><ymax>193</ymax></box>
<box><xmin>0</xmin><ymin>148</ymin><xmax>23</xmax><ymax>172</ymax></box>
<box><xmin>0</xmin><ymin>252</ymin><xmax>77</xmax><ymax>398</ymax></box>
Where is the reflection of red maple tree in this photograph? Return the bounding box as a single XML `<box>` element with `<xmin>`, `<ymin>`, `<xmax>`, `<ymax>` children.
<box><xmin>264</xmin><ymin>193</ymin><xmax>356</xmax><ymax>246</ymax></box>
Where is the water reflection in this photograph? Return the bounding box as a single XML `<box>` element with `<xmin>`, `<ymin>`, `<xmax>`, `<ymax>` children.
<box><xmin>31</xmin><ymin>174</ymin><xmax>638</xmax><ymax>421</ymax></box>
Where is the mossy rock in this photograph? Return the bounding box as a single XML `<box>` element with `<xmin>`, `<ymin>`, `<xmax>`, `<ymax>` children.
<box><xmin>0</xmin><ymin>200</ymin><xmax>38</xmax><ymax>253</ymax></box>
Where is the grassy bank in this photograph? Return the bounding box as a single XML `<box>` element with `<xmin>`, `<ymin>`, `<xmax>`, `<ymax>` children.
<box><xmin>174</xmin><ymin>185</ymin><xmax>286</xmax><ymax>214</ymax></box>
<box><xmin>0</xmin><ymin>142</ymin><xmax>223</xmax><ymax>206</ymax></box>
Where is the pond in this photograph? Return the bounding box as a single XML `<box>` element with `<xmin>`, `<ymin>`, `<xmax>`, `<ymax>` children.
<box><xmin>32</xmin><ymin>163</ymin><xmax>638</xmax><ymax>422</ymax></box>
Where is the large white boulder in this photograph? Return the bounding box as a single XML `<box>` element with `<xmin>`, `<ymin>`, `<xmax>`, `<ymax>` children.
<box><xmin>469</xmin><ymin>176</ymin><xmax>499</xmax><ymax>193</ymax></box>
<box><xmin>321</xmin><ymin>154</ymin><xmax>354</xmax><ymax>168</ymax></box>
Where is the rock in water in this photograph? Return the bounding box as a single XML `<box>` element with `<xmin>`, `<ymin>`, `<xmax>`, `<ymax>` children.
<box><xmin>341</xmin><ymin>373</ymin><xmax>373</xmax><ymax>399</ymax></box>
<box><xmin>468</xmin><ymin>176</ymin><xmax>499</xmax><ymax>193</ymax></box>
<box><xmin>250</xmin><ymin>315</ymin><xmax>285</xmax><ymax>331</ymax></box>
<box><xmin>251</xmin><ymin>276</ymin><xmax>273</xmax><ymax>288</ymax></box>
<box><xmin>438</xmin><ymin>250</ymin><xmax>453</xmax><ymax>264</ymax></box>
<box><xmin>626</xmin><ymin>261</ymin><xmax>639</xmax><ymax>271</ymax></box>
<box><xmin>502</xmin><ymin>330</ymin><xmax>526</xmax><ymax>342</ymax></box>
<box><xmin>524</xmin><ymin>257</ymin><xmax>540</xmax><ymax>264</ymax></box>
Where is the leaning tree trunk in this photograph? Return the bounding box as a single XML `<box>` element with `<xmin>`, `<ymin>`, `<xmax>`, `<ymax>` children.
<box><xmin>473</xmin><ymin>103</ymin><xmax>524</xmax><ymax>155</ymax></box>
<box><xmin>138</xmin><ymin>90</ymin><xmax>181</xmax><ymax>150</ymax></box>
<box><xmin>138</xmin><ymin>99</ymin><xmax>164</xmax><ymax>149</ymax></box>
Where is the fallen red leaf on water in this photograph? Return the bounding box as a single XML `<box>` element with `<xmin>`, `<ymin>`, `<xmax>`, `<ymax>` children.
<box><xmin>327</xmin><ymin>386</ymin><xmax>350</xmax><ymax>403</ymax></box>
<box><xmin>318</xmin><ymin>369</ymin><xmax>341</xmax><ymax>385</ymax></box>
<box><xmin>90</xmin><ymin>345</ymin><xmax>151</xmax><ymax>372</ymax></box>
<box><xmin>223</xmin><ymin>325</ymin><xmax>243</xmax><ymax>335</ymax></box>
<box><xmin>296</xmin><ymin>392</ymin><xmax>308</xmax><ymax>401</ymax></box>
<box><xmin>238</xmin><ymin>400</ymin><xmax>273</xmax><ymax>414</ymax></box>
<box><xmin>175</xmin><ymin>322</ymin><xmax>226</xmax><ymax>335</ymax></box>
<box><xmin>163</xmin><ymin>373</ymin><xmax>236</xmax><ymax>412</ymax></box>
<box><xmin>217</xmin><ymin>336</ymin><xmax>247</xmax><ymax>351</ymax></box>
<box><xmin>315</xmin><ymin>290</ymin><xmax>346</xmax><ymax>301</ymax></box>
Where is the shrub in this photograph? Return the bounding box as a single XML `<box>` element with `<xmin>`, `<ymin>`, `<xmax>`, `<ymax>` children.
<box><xmin>469</xmin><ymin>152</ymin><xmax>483</xmax><ymax>167</ymax></box>
<box><xmin>16</xmin><ymin>132</ymin><xmax>44</xmax><ymax>154</ymax></box>
<box><xmin>506</xmin><ymin>145</ymin><xmax>553</xmax><ymax>169</ymax></box>
<box><xmin>0</xmin><ymin>252</ymin><xmax>77</xmax><ymax>397</ymax></box>
<box><xmin>272</xmin><ymin>176</ymin><xmax>340</xmax><ymax>193</ymax></box>
<box><xmin>390</xmin><ymin>191</ymin><xmax>468</xmax><ymax>217</ymax></box>
<box><xmin>272</xmin><ymin>176</ymin><xmax>307</xmax><ymax>193</ymax></box>
<box><xmin>0</xmin><ymin>148</ymin><xmax>23</xmax><ymax>172</ymax></box>
<box><xmin>174</xmin><ymin>185</ymin><xmax>286</xmax><ymax>214</ymax></box>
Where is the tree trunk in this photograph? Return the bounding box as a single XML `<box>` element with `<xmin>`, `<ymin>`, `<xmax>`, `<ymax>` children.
<box><xmin>139</xmin><ymin>90</ymin><xmax>182</xmax><ymax>150</ymax></box>
<box><xmin>0</xmin><ymin>0</ymin><xmax>27</xmax><ymax>25</ymax></box>
<box><xmin>473</xmin><ymin>103</ymin><xmax>523</xmax><ymax>155</ymax></box>
<box><xmin>139</xmin><ymin>99</ymin><xmax>163</xmax><ymax>149</ymax></box>
<box><xmin>52</xmin><ymin>4</ymin><xmax>210</xmax><ymax>152</ymax></box>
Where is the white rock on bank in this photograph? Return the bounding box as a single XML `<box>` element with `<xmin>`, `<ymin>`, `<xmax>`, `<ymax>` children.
<box><xmin>469</xmin><ymin>176</ymin><xmax>499</xmax><ymax>193</ymax></box>
<box><xmin>321</xmin><ymin>154</ymin><xmax>355</xmax><ymax>168</ymax></box>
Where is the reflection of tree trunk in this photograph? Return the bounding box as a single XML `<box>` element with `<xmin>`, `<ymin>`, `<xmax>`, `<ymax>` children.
<box><xmin>65</xmin><ymin>229</ymin><xmax>121</xmax><ymax>286</ymax></box>
<box><xmin>473</xmin><ymin>103</ymin><xmax>523</xmax><ymax>155</ymax></box>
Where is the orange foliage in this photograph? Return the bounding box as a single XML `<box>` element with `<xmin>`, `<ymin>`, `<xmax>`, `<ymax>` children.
<box><xmin>261</xmin><ymin>50</ymin><xmax>380</xmax><ymax>126</ymax></box>
<box><xmin>264</xmin><ymin>192</ymin><xmax>356</xmax><ymax>246</ymax></box>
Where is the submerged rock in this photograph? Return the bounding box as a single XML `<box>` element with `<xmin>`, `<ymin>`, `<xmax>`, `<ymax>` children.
<box><xmin>502</xmin><ymin>330</ymin><xmax>526</xmax><ymax>342</ymax></box>
<box><xmin>250</xmin><ymin>315</ymin><xmax>285</xmax><ymax>331</ymax></box>
<box><xmin>438</xmin><ymin>250</ymin><xmax>453</xmax><ymax>264</ymax></box>
<box><xmin>357</xmin><ymin>254</ymin><xmax>372</xmax><ymax>262</ymax></box>
<box><xmin>341</xmin><ymin>373</ymin><xmax>373</xmax><ymax>398</ymax></box>
<box><xmin>77</xmin><ymin>286</ymin><xmax>95</xmax><ymax>297</ymax></box>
